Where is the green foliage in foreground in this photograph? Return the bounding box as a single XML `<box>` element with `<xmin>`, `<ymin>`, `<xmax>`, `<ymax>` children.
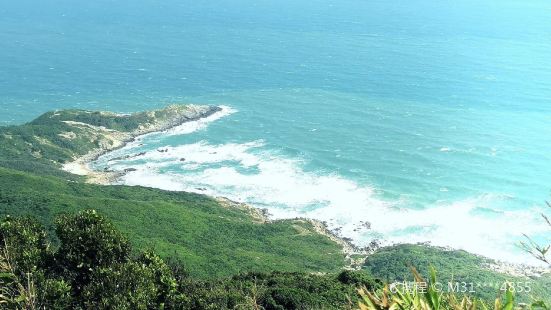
<box><xmin>1</xmin><ymin>211</ymin><xmax>546</xmax><ymax>309</ymax></box>
<box><xmin>0</xmin><ymin>211</ymin><xmax>379</xmax><ymax>309</ymax></box>
<box><xmin>358</xmin><ymin>267</ymin><xmax>547</xmax><ymax>310</ymax></box>
<box><xmin>363</xmin><ymin>244</ymin><xmax>551</xmax><ymax>304</ymax></box>
<box><xmin>0</xmin><ymin>167</ymin><xmax>346</xmax><ymax>278</ymax></box>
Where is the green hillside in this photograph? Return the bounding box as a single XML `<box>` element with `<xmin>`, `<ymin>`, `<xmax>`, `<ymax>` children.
<box><xmin>0</xmin><ymin>105</ymin><xmax>219</xmax><ymax>177</ymax></box>
<box><xmin>364</xmin><ymin>244</ymin><xmax>551</xmax><ymax>303</ymax></box>
<box><xmin>0</xmin><ymin>106</ymin><xmax>351</xmax><ymax>278</ymax></box>
<box><xmin>0</xmin><ymin>166</ymin><xmax>346</xmax><ymax>278</ymax></box>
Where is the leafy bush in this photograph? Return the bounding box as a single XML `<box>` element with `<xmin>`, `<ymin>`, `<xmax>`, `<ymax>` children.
<box><xmin>358</xmin><ymin>267</ymin><xmax>547</xmax><ymax>310</ymax></box>
<box><xmin>81</xmin><ymin>261</ymin><xmax>159</xmax><ymax>309</ymax></box>
<box><xmin>0</xmin><ymin>216</ymin><xmax>50</xmax><ymax>275</ymax></box>
<box><xmin>363</xmin><ymin>244</ymin><xmax>551</xmax><ymax>303</ymax></box>
<box><xmin>0</xmin><ymin>167</ymin><xmax>346</xmax><ymax>278</ymax></box>
<box><xmin>0</xmin><ymin>211</ymin><xmax>377</xmax><ymax>309</ymax></box>
<box><xmin>54</xmin><ymin>210</ymin><xmax>131</xmax><ymax>294</ymax></box>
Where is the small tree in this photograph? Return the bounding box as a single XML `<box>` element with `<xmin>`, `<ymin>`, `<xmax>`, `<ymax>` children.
<box><xmin>137</xmin><ymin>250</ymin><xmax>179</xmax><ymax>307</ymax></box>
<box><xmin>0</xmin><ymin>216</ymin><xmax>50</xmax><ymax>275</ymax></box>
<box><xmin>0</xmin><ymin>243</ymin><xmax>38</xmax><ymax>309</ymax></box>
<box><xmin>81</xmin><ymin>261</ymin><xmax>159</xmax><ymax>309</ymax></box>
<box><xmin>0</xmin><ymin>216</ymin><xmax>45</xmax><ymax>309</ymax></box>
<box><xmin>0</xmin><ymin>216</ymin><xmax>65</xmax><ymax>309</ymax></box>
<box><xmin>54</xmin><ymin>210</ymin><xmax>131</xmax><ymax>292</ymax></box>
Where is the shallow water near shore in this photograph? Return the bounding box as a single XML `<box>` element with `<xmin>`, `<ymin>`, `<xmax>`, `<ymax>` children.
<box><xmin>92</xmin><ymin>92</ymin><xmax>550</xmax><ymax>264</ymax></box>
<box><xmin>2</xmin><ymin>0</ymin><xmax>551</xmax><ymax>264</ymax></box>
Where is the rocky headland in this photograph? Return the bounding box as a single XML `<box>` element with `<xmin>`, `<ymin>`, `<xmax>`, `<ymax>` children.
<box><xmin>61</xmin><ymin>104</ymin><xmax>221</xmax><ymax>184</ymax></box>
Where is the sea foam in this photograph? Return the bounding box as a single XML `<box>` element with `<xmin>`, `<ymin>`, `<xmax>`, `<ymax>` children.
<box><xmin>95</xmin><ymin>107</ymin><xmax>549</xmax><ymax>265</ymax></box>
<box><xmin>112</xmin><ymin>142</ymin><xmax>546</xmax><ymax>265</ymax></box>
<box><xmin>165</xmin><ymin>105</ymin><xmax>237</xmax><ymax>136</ymax></box>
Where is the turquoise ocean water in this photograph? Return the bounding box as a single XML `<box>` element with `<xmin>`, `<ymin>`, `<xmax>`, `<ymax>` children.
<box><xmin>2</xmin><ymin>0</ymin><xmax>551</xmax><ymax>263</ymax></box>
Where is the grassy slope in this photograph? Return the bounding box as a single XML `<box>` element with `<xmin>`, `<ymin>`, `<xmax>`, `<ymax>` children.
<box><xmin>0</xmin><ymin>110</ymin><xmax>135</xmax><ymax>177</ymax></box>
<box><xmin>0</xmin><ymin>167</ymin><xmax>345</xmax><ymax>278</ymax></box>
<box><xmin>1</xmin><ymin>107</ymin><xmax>548</xmax><ymax>302</ymax></box>
<box><xmin>0</xmin><ymin>106</ymin><xmax>214</xmax><ymax>177</ymax></box>
<box><xmin>0</xmin><ymin>107</ymin><xmax>346</xmax><ymax>278</ymax></box>
<box><xmin>363</xmin><ymin>244</ymin><xmax>551</xmax><ymax>303</ymax></box>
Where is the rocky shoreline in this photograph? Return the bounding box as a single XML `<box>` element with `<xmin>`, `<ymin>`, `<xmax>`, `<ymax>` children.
<box><xmin>215</xmin><ymin>196</ymin><xmax>369</xmax><ymax>269</ymax></box>
<box><xmin>64</xmin><ymin>104</ymin><xmax>372</xmax><ymax>266</ymax></box>
<box><xmin>62</xmin><ymin>104</ymin><xmax>221</xmax><ymax>184</ymax></box>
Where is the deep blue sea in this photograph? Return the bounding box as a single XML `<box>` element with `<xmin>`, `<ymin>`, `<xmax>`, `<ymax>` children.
<box><xmin>2</xmin><ymin>0</ymin><xmax>551</xmax><ymax>263</ymax></box>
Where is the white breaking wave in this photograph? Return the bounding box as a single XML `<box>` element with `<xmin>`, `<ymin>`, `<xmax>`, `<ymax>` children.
<box><xmin>112</xmin><ymin>140</ymin><xmax>547</xmax><ymax>265</ymax></box>
<box><xmin>165</xmin><ymin>105</ymin><xmax>237</xmax><ymax>136</ymax></box>
<box><xmin>94</xmin><ymin>105</ymin><xmax>238</xmax><ymax>163</ymax></box>
<box><xmin>95</xmin><ymin>106</ymin><xmax>548</xmax><ymax>265</ymax></box>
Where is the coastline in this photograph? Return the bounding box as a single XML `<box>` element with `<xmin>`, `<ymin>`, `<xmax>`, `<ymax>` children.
<box><xmin>59</xmin><ymin>104</ymin><xmax>550</xmax><ymax>277</ymax></box>
<box><xmin>62</xmin><ymin>104</ymin><xmax>222</xmax><ymax>184</ymax></box>
<box><xmin>216</xmin><ymin>196</ymin><xmax>368</xmax><ymax>269</ymax></box>
<box><xmin>60</xmin><ymin>104</ymin><xmax>369</xmax><ymax>265</ymax></box>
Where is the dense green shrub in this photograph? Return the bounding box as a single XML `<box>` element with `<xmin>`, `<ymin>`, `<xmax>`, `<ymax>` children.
<box><xmin>81</xmin><ymin>261</ymin><xmax>159</xmax><ymax>309</ymax></box>
<box><xmin>174</xmin><ymin>270</ymin><xmax>381</xmax><ymax>309</ymax></box>
<box><xmin>0</xmin><ymin>211</ymin><xmax>377</xmax><ymax>309</ymax></box>
<box><xmin>337</xmin><ymin>269</ymin><xmax>381</xmax><ymax>288</ymax></box>
<box><xmin>0</xmin><ymin>215</ymin><xmax>50</xmax><ymax>275</ymax></box>
<box><xmin>363</xmin><ymin>244</ymin><xmax>551</xmax><ymax>304</ymax></box>
<box><xmin>37</xmin><ymin>278</ymin><xmax>73</xmax><ymax>309</ymax></box>
<box><xmin>137</xmin><ymin>250</ymin><xmax>179</xmax><ymax>306</ymax></box>
<box><xmin>54</xmin><ymin>210</ymin><xmax>131</xmax><ymax>294</ymax></box>
<box><xmin>0</xmin><ymin>167</ymin><xmax>346</xmax><ymax>278</ymax></box>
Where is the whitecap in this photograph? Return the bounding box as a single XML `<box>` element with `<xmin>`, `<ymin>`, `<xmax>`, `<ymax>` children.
<box><xmin>93</xmin><ymin>105</ymin><xmax>548</xmax><ymax>266</ymax></box>
<box><xmin>115</xmin><ymin>139</ymin><xmax>548</xmax><ymax>265</ymax></box>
